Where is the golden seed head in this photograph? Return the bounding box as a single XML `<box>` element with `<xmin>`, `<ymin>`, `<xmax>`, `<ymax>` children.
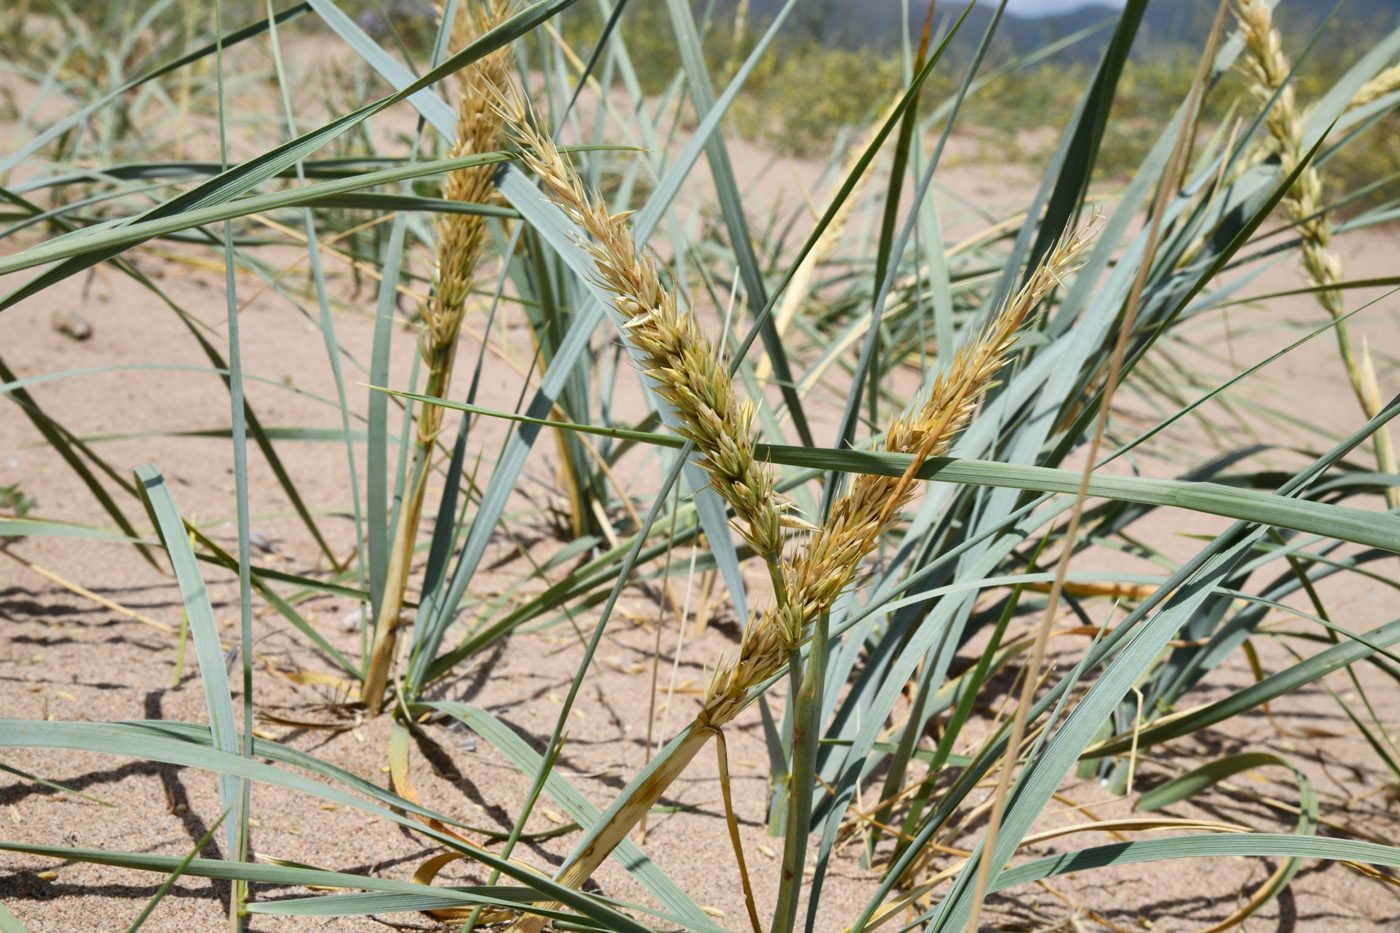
<box><xmin>499</xmin><ymin>90</ymin><xmax>792</xmax><ymax>559</ymax></box>
<box><xmin>1232</xmin><ymin>0</ymin><xmax>1345</xmax><ymax>316</ymax></box>
<box><xmin>1349</xmin><ymin>64</ymin><xmax>1400</xmax><ymax>112</ymax></box>
<box><xmin>411</xmin><ymin>0</ymin><xmax>516</xmax><ymax>447</ymax></box>
<box><xmin>702</xmin><ymin>216</ymin><xmax>1100</xmax><ymax>717</ymax></box>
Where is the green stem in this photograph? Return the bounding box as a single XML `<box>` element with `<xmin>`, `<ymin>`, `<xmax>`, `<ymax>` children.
<box><xmin>1329</xmin><ymin>317</ymin><xmax>1400</xmax><ymax>510</ymax></box>
<box><xmin>772</xmin><ymin>611</ymin><xmax>828</xmax><ymax>933</ymax></box>
<box><xmin>363</xmin><ymin>345</ymin><xmax>456</xmax><ymax>715</ymax></box>
<box><xmin>463</xmin><ymin>734</ymin><xmax>567</xmax><ymax>933</ymax></box>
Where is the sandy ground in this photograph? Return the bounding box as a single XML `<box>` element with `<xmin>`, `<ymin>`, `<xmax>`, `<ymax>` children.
<box><xmin>3</xmin><ymin>20</ymin><xmax>1400</xmax><ymax>933</ymax></box>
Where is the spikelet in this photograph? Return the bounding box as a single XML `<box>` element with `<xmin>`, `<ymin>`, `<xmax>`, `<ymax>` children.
<box><xmin>1233</xmin><ymin>0</ymin><xmax>1343</xmax><ymax>317</ymax></box>
<box><xmin>1347</xmin><ymin>63</ymin><xmax>1400</xmax><ymax>112</ymax></box>
<box><xmin>499</xmin><ymin>90</ymin><xmax>790</xmax><ymax>558</ymax></box>
<box><xmin>700</xmin><ymin>217</ymin><xmax>1101</xmax><ymax>727</ymax></box>
<box><xmin>1233</xmin><ymin>0</ymin><xmax>1399</xmax><ymax>505</ymax></box>
<box><xmin>417</xmin><ymin>0</ymin><xmax>515</xmax><ymax>444</ymax></box>
<box><xmin>504</xmin><ymin>207</ymin><xmax>1098</xmax><ymax>933</ymax></box>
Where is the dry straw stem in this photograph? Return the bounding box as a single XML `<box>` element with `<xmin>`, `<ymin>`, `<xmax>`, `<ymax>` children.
<box><xmin>1232</xmin><ymin>0</ymin><xmax>1400</xmax><ymax>507</ymax></box>
<box><xmin>362</xmin><ymin>0</ymin><xmax>516</xmax><ymax>715</ymax></box>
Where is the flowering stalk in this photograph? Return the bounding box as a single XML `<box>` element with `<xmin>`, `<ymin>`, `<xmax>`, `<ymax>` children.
<box><xmin>767</xmin><ymin>217</ymin><xmax>1099</xmax><ymax>933</ymax></box>
<box><xmin>362</xmin><ymin>0</ymin><xmax>516</xmax><ymax>715</ymax></box>
<box><xmin>1233</xmin><ymin>0</ymin><xmax>1399</xmax><ymax>508</ymax></box>
<box><xmin>500</xmin><ymin>83</ymin><xmax>1099</xmax><ymax>927</ymax></box>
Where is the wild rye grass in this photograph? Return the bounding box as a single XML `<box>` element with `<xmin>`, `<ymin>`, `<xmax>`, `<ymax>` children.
<box><xmin>362</xmin><ymin>0</ymin><xmax>515</xmax><ymax>716</ymax></box>
<box><xmin>1</xmin><ymin>1</ymin><xmax>1400</xmax><ymax>932</ymax></box>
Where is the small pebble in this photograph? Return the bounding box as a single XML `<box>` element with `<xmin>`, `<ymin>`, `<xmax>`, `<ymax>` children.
<box><xmin>51</xmin><ymin>309</ymin><xmax>92</xmax><ymax>341</ymax></box>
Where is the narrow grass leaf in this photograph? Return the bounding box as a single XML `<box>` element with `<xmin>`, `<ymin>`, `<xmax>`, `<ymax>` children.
<box><xmin>133</xmin><ymin>465</ymin><xmax>241</xmax><ymax>855</ymax></box>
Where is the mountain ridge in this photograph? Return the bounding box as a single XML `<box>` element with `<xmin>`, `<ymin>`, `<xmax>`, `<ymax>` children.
<box><xmin>731</xmin><ymin>0</ymin><xmax>1400</xmax><ymax>57</ymax></box>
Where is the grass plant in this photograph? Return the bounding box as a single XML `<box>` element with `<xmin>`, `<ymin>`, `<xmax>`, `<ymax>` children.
<box><xmin>361</xmin><ymin>0</ymin><xmax>516</xmax><ymax>715</ymax></box>
<box><xmin>1</xmin><ymin>0</ymin><xmax>1400</xmax><ymax>931</ymax></box>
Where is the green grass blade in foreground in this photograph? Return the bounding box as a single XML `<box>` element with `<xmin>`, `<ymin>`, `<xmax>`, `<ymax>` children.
<box><xmin>245</xmin><ymin>894</ymin><xmax>577</xmax><ymax>921</ymax></box>
<box><xmin>125</xmin><ymin>809</ymin><xmax>229</xmax><ymax>932</ymax></box>
<box><xmin>0</xmin><ymin>721</ymin><xmax>658</xmax><ymax>932</ymax></box>
<box><xmin>375</xmin><ymin>389</ymin><xmax>1400</xmax><ymax>554</ymax></box>
<box><xmin>306</xmin><ymin>0</ymin><xmax>455</xmax><ymax>135</ymax></box>
<box><xmin>133</xmin><ymin>465</ymin><xmax>241</xmax><ymax>855</ymax></box>
<box><xmin>135</xmin><ymin>720</ymin><xmax>475</xmax><ymax>828</ymax></box>
<box><xmin>1088</xmin><ymin>616</ymin><xmax>1400</xmax><ymax>757</ymax></box>
<box><xmin>1140</xmin><ymin>752</ymin><xmax>1317</xmax><ymax>926</ymax></box>
<box><xmin>1138</xmin><ymin>752</ymin><xmax>1316</xmax><ymax>820</ymax></box>
<box><xmin>991</xmin><ymin>834</ymin><xmax>1390</xmax><ymax>900</ymax></box>
<box><xmin>416</xmin><ymin>414</ymin><xmax>472</xmax><ymax>619</ymax></box>
<box><xmin>0</xmin><ymin>840</ymin><xmax>586</xmax><ymax>927</ymax></box>
<box><xmin>366</xmin><ymin>212</ymin><xmax>410</xmax><ymax>623</ymax></box>
<box><xmin>0</xmin><ymin>519</ymin><xmax>145</xmax><ymax>543</ymax></box>
<box><xmin>214</xmin><ymin>15</ymin><xmax>257</xmax><ymax>907</ymax></box>
<box><xmin>0</xmin><ymin>903</ymin><xmax>28</xmax><ymax>933</ymax></box>
<box><xmin>425</xmin><ymin>702</ymin><xmax>724</xmax><ymax>933</ymax></box>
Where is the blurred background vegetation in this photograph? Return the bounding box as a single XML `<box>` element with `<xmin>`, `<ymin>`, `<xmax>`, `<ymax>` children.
<box><xmin>4</xmin><ymin>0</ymin><xmax>1396</xmax><ymax>205</ymax></box>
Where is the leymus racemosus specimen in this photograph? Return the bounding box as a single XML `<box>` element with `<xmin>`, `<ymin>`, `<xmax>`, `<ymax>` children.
<box><xmin>362</xmin><ymin>0</ymin><xmax>515</xmax><ymax>715</ymax></box>
<box><xmin>500</xmin><ymin>92</ymin><xmax>1098</xmax><ymax>929</ymax></box>
<box><xmin>1232</xmin><ymin>0</ymin><xmax>1400</xmax><ymax>507</ymax></box>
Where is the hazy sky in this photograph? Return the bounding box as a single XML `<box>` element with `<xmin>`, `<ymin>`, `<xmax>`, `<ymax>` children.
<box><xmin>1002</xmin><ymin>0</ymin><xmax>1129</xmax><ymax>16</ymax></box>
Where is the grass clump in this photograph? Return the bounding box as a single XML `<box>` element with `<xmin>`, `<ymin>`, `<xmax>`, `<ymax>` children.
<box><xmin>2</xmin><ymin>1</ymin><xmax>1400</xmax><ymax>932</ymax></box>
